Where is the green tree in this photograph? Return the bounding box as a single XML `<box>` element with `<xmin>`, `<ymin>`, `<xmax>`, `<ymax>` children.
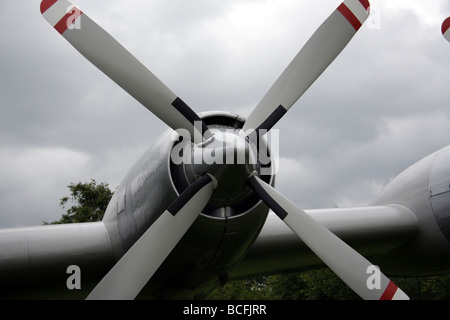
<box><xmin>267</xmin><ymin>269</ymin><xmax>359</xmax><ymax>300</ymax></box>
<box><xmin>392</xmin><ymin>275</ymin><xmax>450</xmax><ymax>300</ymax></box>
<box><xmin>208</xmin><ymin>277</ymin><xmax>271</xmax><ymax>300</ymax></box>
<box><xmin>208</xmin><ymin>269</ymin><xmax>359</xmax><ymax>300</ymax></box>
<box><xmin>44</xmin><ymin>179</ymin><xmax>114</xmax><ymax>224</ymax></box>
<box><xmin>208</xmin><ymin>270</ymin><xmax>450</xmax><ymax>300</ymax></box>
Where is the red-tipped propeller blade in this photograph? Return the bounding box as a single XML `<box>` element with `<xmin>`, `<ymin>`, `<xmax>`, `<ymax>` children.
<box><xmin>248</xmin><ymin>174</ymin><xmax>409</xmax><ymax>300</ymax></box>
<box><xmin>443</xmin><ymin>17</ymin><xmax>450</xmax><ymax>43</ymax></box>
<box><xmin>242</xmin><ymin>0</ymin><xmax>370</xmax><ymax>136</ymax></box>
<box><xmin>40</xmin><ymin>0</ymin><xmax>211</xmax><ymax>144</ymax></box>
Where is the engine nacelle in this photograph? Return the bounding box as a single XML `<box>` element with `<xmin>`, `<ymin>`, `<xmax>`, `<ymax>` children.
<box><xmin>102</xmin><ymin>111</ymin><xmax>276</xmax><ymax>298</ymax></box>
<box><xmin>371</xmin><ymin>145</ymin><xmax>450</xmax><ymax>276</ymax></box>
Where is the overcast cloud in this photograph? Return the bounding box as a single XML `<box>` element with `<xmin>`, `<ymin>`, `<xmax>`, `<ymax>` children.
<box><xmin>1</xmin><ymin>0</ymin><xmax>449</xmax><ymax>227</ymax></box>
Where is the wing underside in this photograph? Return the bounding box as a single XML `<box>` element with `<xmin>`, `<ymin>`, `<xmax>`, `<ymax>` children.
<box><xmin>0</xmin><ymin>204</ymin><xmax>418</xmax><ymax>298</ymax></box>
<box><xmin>231</xmin><ymin>205</ymin><xmax>418</xmax><ymax>280</ymax></box>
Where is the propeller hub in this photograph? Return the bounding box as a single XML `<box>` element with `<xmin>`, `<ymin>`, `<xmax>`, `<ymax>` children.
<box><xmin>170</xmin><ymin>112</ymin><xmax>274</xmax><ymax>218</ymax></box>
<box><xmin>190</xmin><ymin>128</ymin><xmax>257</xmax><ymax>202</ymax></box>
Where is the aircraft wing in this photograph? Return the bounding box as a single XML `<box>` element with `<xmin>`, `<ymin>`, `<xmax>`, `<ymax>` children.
<box><xmin>0</xmin><ymin>205</ymin><xmax>418</xmax><ymax>299</ymax></box>
<box><xmin>230</xmin><ymin>205</ymin><xmax>418</xmax><ymax>280</ymax></box>
<box><xmin>0</xmin><ymin>222</ymin><xmax>114</xmax><ymax>298</ymax></box>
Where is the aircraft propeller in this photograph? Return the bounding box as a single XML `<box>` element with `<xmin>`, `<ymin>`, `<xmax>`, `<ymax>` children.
<box><xmin>86</xmin><ymin>174</ymin><xmax>217</xmax><ymax>300</ymax></box>
<box><xmin>40</xmin><ymin>0</ymin><xmax>409</xmax><ymax>299</ymax></box>
<box><xmin>40</xmin><ymin>0</ymin><xmax>211</xmax><ymax>144</ymax></box>
<box><xmin>443</xmin><ymin>17</ymin><xmax>450</xmax><ymax>43</ymax></box>
<box><xmin>242</xmin><ymin>0</ymin><xmax>370</xmax><ymax>136</ymax></box>
<box><xmin>247</xmin><ymin>174</ymin><xmax>408</xmax><ymax>300</ymax></box>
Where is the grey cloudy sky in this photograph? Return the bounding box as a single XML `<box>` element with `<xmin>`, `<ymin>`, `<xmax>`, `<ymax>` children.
<box><xmin>1</xmin><ymin>0</ymin><xmax>449</xmax><ymax>228</ymax></box>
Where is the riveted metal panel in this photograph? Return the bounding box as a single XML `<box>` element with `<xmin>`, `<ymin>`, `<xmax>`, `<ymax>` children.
<box><xmin>429</xmin><ymin>146</ymin><xmax>450</xmax><ymax>242</ymax></box>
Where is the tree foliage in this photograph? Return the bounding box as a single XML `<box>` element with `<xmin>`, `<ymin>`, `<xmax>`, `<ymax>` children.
<box><xmin>44</xmin><ymin>179</ymin><xmax>114</xmax><ymax>224</ymax></box>
<box><xmin>208</xmin><ymin>269</ymin><xmax>450</xmax><ymax>300</ymax></box>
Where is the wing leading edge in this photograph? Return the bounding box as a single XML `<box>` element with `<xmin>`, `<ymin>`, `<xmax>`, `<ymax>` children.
<box><xmin>230</xmin><ymin>205</ymin><xmax>418</xmax><ymax>280</ymax></box>
<box><xmin>0</xmin><ymin>222</ymin><xmax>114</xmax><ymax>299</ymax></box>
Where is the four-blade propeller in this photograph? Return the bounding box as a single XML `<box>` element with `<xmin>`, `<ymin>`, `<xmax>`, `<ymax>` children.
<box><xmin>41</xmin><ymin>0</ymin><xmax>410</xmax><ymax>300</ymax></box>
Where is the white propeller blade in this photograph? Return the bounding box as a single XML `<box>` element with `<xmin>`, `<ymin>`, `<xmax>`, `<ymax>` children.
<box><xmin>86</xmin><ymin>174</ymin><xmax>217</xmax><ymax>300</ymax></box>
<box><xmin>248</xmin><ymin>175</ymin><xmax>409</xmax><ymax>300</ymax></box>
<box><xmin>443</xmin><ymin>17</ymin><xmax>450</xmax><ymax>43</ymax></box>
<box><xmin>243</xmin><ymin>0</ymin><xmax>370</xmax><ymax>135</ymax></box>
<box><xmin>40</xmin><ymin>0</ymin><xmax>210</xmax><ymax>144</ymax></box>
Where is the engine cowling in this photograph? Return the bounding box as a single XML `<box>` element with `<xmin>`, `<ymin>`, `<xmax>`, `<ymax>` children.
<box><xmin>103</xmin><ymin>111</ymin><xmax>277</xmax><ymax>298</ymax></box>
<box><xmin>371</xmin><ymin>145</ymin><xmax>450</xmax><ymax>276</ymax></box>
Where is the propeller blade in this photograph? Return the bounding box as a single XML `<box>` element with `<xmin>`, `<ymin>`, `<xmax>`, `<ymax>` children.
<box><xmin>40</xmin><ymin>0</ymin><xmax>210</xmax><ymax>144</ymax></box>
<box><xmin>443</xmin><ymin>17</ymin><xmax>450</xmax><ymax>43</ymax></box>
<box><xmin>242</xmin><ymin>0</ymin><xmax>370</xmax><ymax>135</ymax></box>
<box><xmin>247</xmin><ymin>174</ymin><xmax>409</xmax><ymax>300</ymax></box>
<box><xmin>86</xmin><ymin>174</ymin><xmax>217</xmax><ymax>300</ymax></box>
